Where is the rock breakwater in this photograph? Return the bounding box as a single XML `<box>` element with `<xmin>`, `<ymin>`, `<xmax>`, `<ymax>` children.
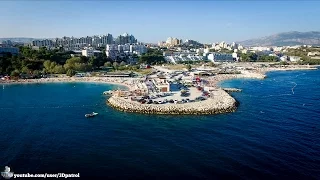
<box><xmin>107</xmin><ymin>89</ymin><xmax>238</xmax><ymax>115</ymax></box>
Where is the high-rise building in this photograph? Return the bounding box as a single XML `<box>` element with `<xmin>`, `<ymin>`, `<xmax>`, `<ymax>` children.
<box><xmin>115</xmin><ymin>33</ymin><xmax>137</xmax><ymax>45</ymax></box>
<box><xmin>82</xmin><ymin>48</ymin><xmax>94</xmax><ymax>57</ymax></box>
<box><xmin>30</xmin><ymin>33</ymin><xmax>137</xmax><ymax>51</ymax></box>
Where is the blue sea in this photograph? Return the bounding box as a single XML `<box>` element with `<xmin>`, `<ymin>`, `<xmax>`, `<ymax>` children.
<box><xmin>0</xmin><ymin>70</ymin><xmax>319</xmax><ymax>180</ymax></box>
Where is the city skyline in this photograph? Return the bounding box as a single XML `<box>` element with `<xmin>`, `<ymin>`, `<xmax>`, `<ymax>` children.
<box><xmin>1</xmin><ymin>1</ymin><xmax>320</xmax><ymax>43</ymax></box>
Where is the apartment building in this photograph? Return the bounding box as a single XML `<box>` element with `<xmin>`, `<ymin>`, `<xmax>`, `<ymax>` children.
<box><xmin>31</xmin><ymin>33</ymin><xmax>116</xmax><ymax>50</ymax></box>
<box><xmin>105</xmin><ymin>44</ymin><xmax>147</xmax><ymax>60</ymax></box>
<box><xmin>207</xmin><ymin>53</ymin><xmax>234</xmax><ymax>62</ymax></box>
<box><xmin>115</xmin><ymin>33</ymin><xmax>137</xmax><ymax>45</ymax></box>
<box><xmin>82</xmin><ymin>48</ymin><xmax>94</xmax><ymax>57</ymax></box>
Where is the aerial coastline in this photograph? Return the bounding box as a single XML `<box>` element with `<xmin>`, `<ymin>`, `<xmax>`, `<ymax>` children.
<box><xmin>1</xmin><ymin>64</ymin><xmax>318</xmax><ymax>115</ymax></box>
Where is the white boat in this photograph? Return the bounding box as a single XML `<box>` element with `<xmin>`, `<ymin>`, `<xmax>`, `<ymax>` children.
<box><xmin>85</xmin><ymin>112</ymin><xmax>98</xmax><ymax>118</ymax></box>
<box><xmin>103</xmin><ymin>90</ymin><xmax>113</xmax><ymax>95</ymax></box>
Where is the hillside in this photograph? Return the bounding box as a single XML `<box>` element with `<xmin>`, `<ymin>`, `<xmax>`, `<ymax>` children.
<box><xmin>238</xmin><ymin>31</ymin><xmax>320</xmax><ymax>47</ymax></box>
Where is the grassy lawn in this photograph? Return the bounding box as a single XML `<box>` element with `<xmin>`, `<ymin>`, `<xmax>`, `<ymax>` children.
<box><xmin>134</xmin><ymin>69</ymin><xmax>153</xmax><ymax>75</ymax></box>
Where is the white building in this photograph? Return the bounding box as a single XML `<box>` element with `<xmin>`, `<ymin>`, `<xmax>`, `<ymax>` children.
<box><xmin>289</xmin><ymin>56</ymin><xmax>301</xmax><ymax>62</ymax></box>
<box><xmin>307</xmin><ymin>51</ymin><xmax>320</xmax><ymax>56</ymax></box>
<box><xmin>152</xmin><ymin>77</ymin><xmax>170</xmax><ymax>92</ymax></box>
<box><xmin>280</xmin><ymin>56</ymin><xmax>289</xmax><ymax>61</ymax></box>
<box><xmin>204</xmin><ymin>48</ymin><xmax>210</xmax><ymax>54</ymax></box>
<box><xmin>196</xmin><ymin>48</ymin><xmax>204</xmax><ymax>54</ymax></box>
<box><xmin>207</xmin><ymin>53</ymin><xmax>234</xmax><ymax>63</ymax></box>
<box><xmin>106</xmin><ymin>44</ymin><xmax>119</xmax><ymax>60</ymax></box>
<box><xmin>232</xmin><ymin>53</ymin><xmax>239</xmax><ymax>61</ymax></box>
<box><xmin>106</xmin><ymin>44</ymin><xmax>147</xmax><ymax>60</ymax></box>
<box><xmin>250</xmin><ymin>46</ymin><xmax>271</xmax><ymax>51</ymax></box>
<box><xmin>241</xmin><ymin>49</ymin><xmax>248</xmax><ymax>54</ymax></box>
<box><xmin>82</xmin><ymin>48</ymin><xmax>94</xmax><ymax>57</ymax></box>
<box><xmin>129</xmin><ymin>44</ymin><xmax>147</xmax><ymax>55</ymax></box>
<box><xmin>231</xmin><ymin>42</ymin><xmax>238</xmax><ymax>49</ymax></box>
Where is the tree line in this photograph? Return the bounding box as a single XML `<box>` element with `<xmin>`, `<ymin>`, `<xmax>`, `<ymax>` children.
<box><xmin>0</xmin><ymin>46</ymin><xmax>168</xmax><ymax>78</ymax></box>
<box><xmin>138</xmin><ymin>48</ymin><xmax>165</xmax><ymax>65</ymax></box>
<box><xmin>0</xmin><ymin>46</ymin><xmax>117</xmax><ymax>77</ymax></box>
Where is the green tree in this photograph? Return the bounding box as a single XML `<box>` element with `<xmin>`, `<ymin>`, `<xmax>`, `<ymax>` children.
<box><xmin>74</xmin><ymin>63</ymin><xmax>87</xmax><ymax>72</ymax></box>
<box><xmin>186</xmin><ymin>64</ymin><xmax>192</xmax><ymax>71</ymax></box>
<box><xmin>88</xmin><ymin>56</ymin><xmax>99</xmax><ymax>68</ymax></box>
<box><xmin>66</xmin><ymin>69</ymin><xmax>76</xmax><ymax>77</ymax></box>
<box><xmin>80</xmin><ymin>56</ymin><xmax>88</xmax><ymax>63</ymax></box>
<box><xmin>64</xmin><ymin>57</ymin><xmax>82</xmax><ymax>71</ymax></box>
<box><xmin>53</xmin><ymin>65</ymin><xmax>65</xmax><ymax>74</ymax></box>
<box><xmin>120</xmin><ymin>61</ymin><xmax>126</xmax><ymax>66</ymax></box>
<box><xmin>280</xmin><ymin>61</ymin><xmax>289</xmax><ymax>65</ymax></box>
<box><xmin>33</xmin><ymin>70</ymin><xmax>41</xmax><ymax>78</ymax></box>
<box><xmin>21</xmin><ymin>66</ymin><xmax>30</xmax><ymax>74</ymax></box>
<box><xmin>43</xmin><ymin>60</ymin><xmax>52</xmax><ymax>72</ymax></box>
<box><xmin>113</xmin><ymin>62</ymin><xmax>119</xmax><ymax>70</ymax></box>
<box><xmin>104</xmin><ymin>62</ymin><xmax>112</xmax><ymax>67</ymax></box>
<box><xmin>10</xmin><ymin>69</ymin><xmax>20</xmax><ymax>77</ymax></box>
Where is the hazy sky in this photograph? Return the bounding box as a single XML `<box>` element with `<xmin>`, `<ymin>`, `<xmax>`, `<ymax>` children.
<box><xmin>1</xmin><ymin>1</ymin><xmax>319</xmax><ymax>43</ymax></box>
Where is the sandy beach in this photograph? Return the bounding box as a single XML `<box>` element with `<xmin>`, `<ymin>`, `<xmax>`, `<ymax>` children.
<box><xmin>0</xmin><ymin>77</ymin><xmax>136</xmax><ymax>91</ymax></box>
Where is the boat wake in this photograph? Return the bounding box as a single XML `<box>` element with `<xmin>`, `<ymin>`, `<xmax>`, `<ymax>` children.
<box><xmin>291</xmin><ymin>82</ymin><xmax>297</xmax><ymax>95</ymax></box>
<box><xmin>247</xmin><ymin>81</ymin><xmax>297</xmax><ymax>98</ymax></box>
<box><xmin>261</xmin><ymin>94</ymin><xmax>293</xmax><ymax>98</ymax></box>
<box><xmin>295</xmin><ymin>73</ymin><xmax>306</xmax><ymax>78</ymax></box>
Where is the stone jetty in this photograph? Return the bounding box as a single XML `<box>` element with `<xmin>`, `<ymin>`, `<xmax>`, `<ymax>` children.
<box><xmin>107</xmin><ymin>89</ymin><xmax>238</xmax><ymax>115</ymax></box>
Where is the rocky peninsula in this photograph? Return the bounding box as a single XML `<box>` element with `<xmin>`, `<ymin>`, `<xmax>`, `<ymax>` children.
<box><xmin>107</xmin><ymin>88</ymin><xmax>238</xmax><ymax>115</ymax></box>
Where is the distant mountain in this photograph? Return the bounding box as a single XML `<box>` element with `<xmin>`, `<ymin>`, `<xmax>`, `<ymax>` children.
<box><xmin>238</xmin><ymin>31</ymin><xmax>320</xmax><ymax>47</ymax></box>
<box><xmin>0</xmin><ymin>37</ymin><xmax>39</xmax><ymax>43</ymax></box>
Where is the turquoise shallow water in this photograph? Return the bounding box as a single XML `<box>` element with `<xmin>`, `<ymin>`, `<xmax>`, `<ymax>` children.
<box><xmin>0</xmin><ymin>70</ymin><xmax>320</xmax><ymax>179</ymax></box>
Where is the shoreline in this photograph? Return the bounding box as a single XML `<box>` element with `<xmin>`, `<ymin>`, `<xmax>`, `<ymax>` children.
<box><xmin>0</xmin><ymin>77</ymin><xmax>134</xmax><ymax>91</ymax></box>
<box><xmin>1</xmin><ymin>65</ymin><xmax>318</xmax><ymax>115</ymax></box>
<box><xmin>206</xmin><ymin>65</ymin><xmax>318</xmax><ymax>87</ymax></box>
